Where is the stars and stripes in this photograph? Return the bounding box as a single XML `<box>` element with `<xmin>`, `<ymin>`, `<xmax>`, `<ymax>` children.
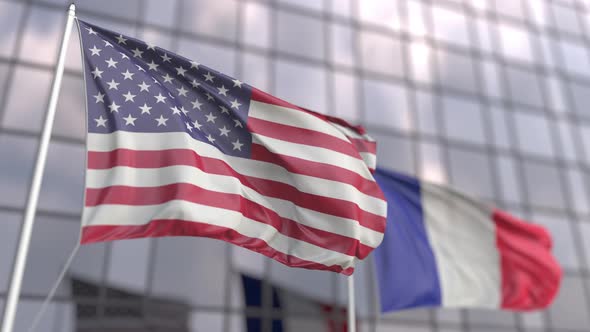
<box><xmin>78</xmin><ymin>19</ymin><xmax>386</xmax><ymax>274</ymax></box>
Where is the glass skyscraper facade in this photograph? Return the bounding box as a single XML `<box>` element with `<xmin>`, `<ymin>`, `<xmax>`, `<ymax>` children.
<box><xmin>1</xmin><ymin>0</ymin><xmax>590</xmax><ymax>331</ymax></box>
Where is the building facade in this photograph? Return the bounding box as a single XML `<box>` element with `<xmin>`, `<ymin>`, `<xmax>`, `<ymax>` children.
<box><xmin>0</xmin><ymin>0</ymin><xmax>589</xmax><ymax>331</ymax></box>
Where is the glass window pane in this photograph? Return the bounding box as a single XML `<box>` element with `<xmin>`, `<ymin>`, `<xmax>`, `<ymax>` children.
<box><xmin>494</xmin><ymin>0</ymin><xmax>525</xmax><ymax>20</ymax></box>
<box><xmin>279</xmin><ymin>0</ymin><xmax>324</xmax><ymax>11</ymax></box>
<box><xmin>330</xmin><ymin>23</ymin><xmax>355</xmax><ymax>67</ymax></box>
<box><xmin>0</xmin><ymin>1</ymin><xmax>25</xmax><ymax>58</ymax></box>
<box><xmin>569</xmin><ymin>81</ymin><xmax>590</xmax><ymax>119</ymax></box>
<box><xmin>358</xmin><ymin>0</ymin><xmax>401</xmax><ymax>31</ymax></box>
<box><xmin>419</xmin><ymin>142</ymin><xmax>447</xmax><ymax>184</ymax></box>
<box><xmin>581</xmin><ymin>223</ymin><xmax>590</xmax><ymax>272</ymax></box>
<box><xmin>495</xmin><ymin>154</ymin><xmax>522</xmax><ymax>204</ymax></box>
<box><xmin>0</xmin><ymin>135</ymin><xmax>36</xmax><ymax>207</ymax></box>
<box><xmin>528</xmin><ymin>0</ymin><xmax>549</xmax><ymax>27</ymax></box>
<box><xmin>475</xmin><ymin>18</ymin><xmax>494</xmax><ymax>53</ymax></box>
<box><xmin>548</xmin><ymin>275</ymin><xmax>590</xmax><ymax>329</ymax></box>
<box><xmin>190</xmin><ymin>312</ymin><xmax>224</xmax><ymax>331</ymax></box>
<box><xmin>243</xmin><ymin>2</ymin><xmax>271</xmax><ymax>49</ymax></box>
<box><xmin>406</xmin><ymin>0</ymin><xmax>427</xmax><ymax>37</ymax></box>
<box><xmin>181</xmin><ymin>0</ymin><xmax>237</xmax><ymax>41</ymax></box>
<box><xmin>431</xmin><ymin>6</ymin><xmax>470</xmax><ymax>48</ymax></box>
<box><xmin>107</xmin><ymin>239</ymin><xmax>151</xmax><ymax>292</ymax></box>
<box><xmin>143</xmin><ymin>0</ymin><xmax>178</xmax><ymax>28</ymax></box>
<box><xmin>139</xmin><ymin>27</ymin><xmax>175</xmax><ymax>51</ymax></box>
<box><xmin>3</xmin><ymin>66</ymin><xmax>53</xmax><ymax>131</ymax></box>
<box><xmin>436</xmin><ymin>308</ymin><xmax>463</xmax><ymax>324</ymax></box>
<box><xmin>467</xmin><ymin>309</ymin><xmax>516</xmax><ymax>328</ymax></box>
<box><xmin>0</xmin><ymin>64</ymin><xmax>9</xmax><ymax>107</ymax></box>
<box><xmin>377</xmin><ymin>323</ymin><xmax>432</xmax><ymax>332</ymax></box>
<box><xmin>521</xmin><ymin>311</ymin><xmax>545</xmax><ymax>329</ymax></box>
<box><xmin>481</xmin><ymin>60</ymin><xmax>503</xmax><ymax>100</ymax></box>
<box><xmin>70</xmin><ymin>243</ymin><xmax>108</xmax><ymax>282</ymax></box>
<box><xmin>64</xmin><ymin>24</ymin><xmax>83</xmax><ymax>72</ymax></box>
<box><xmin>539</xmin><ymin>35</ymin><xmax>556</xmax><ymax>69</ymax></box>
<box><xmin>332</xmin><ymin>71</ymin><xmax>359</xmax><ymax>122</ymax></box>
<box><xmin>532</xmin><ymin>213</ymin><xmax>580</xmax><ymax>270</ymax></box>
<box><xmin>443</xmin><ymin>96</ymin><xmax>486</xmax><ymax>145</ymax></box>
<box><xmin>581</xmin><ymin>125</ymin><xmax>590</xmax><ymax>165</ymax></box>
<box><xmin>55</xmin><ymin>74</ymin><xmax>86</xmax><ymax>140</ymax></box>
<box><xmin>409</xmin><ymin>41</ymin><xmax>433</xmax><ymax>84</ymax></box>
<box><xmin>556</xmin><ymin>120</ymin><xmax>578</xmax><ymax>162</ymax></box>
<box><xmin>232</xmin><ymin>246</ymin><xmax>266</xmax><ymax>289</ymax></box>
<box><xmin>22</xmin><ymin>215</ymin><xmax>79</xmax><ymax>294</ymax></box>
<box><xmin>275</xmin><ymin>60</ymin><xmax>326</xmax><ymax>111</ymax></box>
<box><xmin>330</xmin><ymin>0</ymin><xmax>352</xmax><ymax>18</ymax></box>
<box><xmin>522</xmin><ymin>161</ymin><xmax>566</xmax><ymax>210</ymax></box>
<box><xmin>38</xmin><ymin>142</ymin><xmax>85</xmax><ymax>214</ymax></box>
<box><xmin>370</xmin><ymin>132</ymin><xmax>415</xmax><ymax>175</ymax></box>
<box><xmin>14</xmin><ymin>300</ymin><xmax>73</xmax><ymax>332</ymax></box>
<box><xmin>566</xmin><ymin>167</ymin><xmax>590</xmax><ymax>214</ymax></box>
<box><xmin>546</xmin><ymin>76</ymin><xmax>566</xmax><ymax>113</ymax></box>
<box><xmin>437</xmin><ymin>49</ymin><xmax>477</xmax><ymax>94</ymax></box>
<box><xmin>152</xmin><ymin>238</ymin><xmax>227</xmax><ymax>307</ymax></box>
<box><xmin>78</xmin><ymin>0</ymin><xmax>141</xmax><ymax>20</ymax></box>
<box><xmin>360</xmin><ymin>31</ymin><xmax>404</xmax><ymax>77</ymax></box>
<box><xmin>18</xmin><ymin>7</ymin><xmax>65</xmax><ymax>66</ymax></box>
<box><xmin>363</xmin><ymin>79</ymin><xmax>411</xmax><ymax>132</ymax></box>
<box><xmin>559</xmin><ymin>40</ymin><xmax>590</xmax><ymax>78</ymax></box>
<box><xmin>416</xmin><ymin>90</ymin><xmax>438</xmax><ymax>135</ymax></box>
<box><xmin>177</xmin><ymin>39</ymin><xmax>236</xmax><ymax>76</ymax></box>
<box><xmin>513</xmin><ymin>111</ymin><xmax>555</xmax><ymax>158</ymax></box>
<box><xmin>0</xmin><ymin>212</ymin><xmax>20</xmax><ymax>293</ymax></box>
<box><xmin>506</xmin><ymin>67</ymin><xmax>544</xmax><ymax>109</ymax></box>
<box><xmin>498</xmin><ymin>23</ymin><xmax>534</xmax><ymax>63</ymax></box>
<box><xmin>383</xmin><ymin>309</ymin><xmax>432</xmax><ymax>324</ymax></box>
<box><xmin>277</xmin><ymin>10</ymin><xmax>325</xmax><ymax>61</ymax></box>
<box><xmin>241</xmin><ymin>53</ymin><xmax>270</xmax><ymax>91</ymax></box>
<box><xmin>552</xmin><ymin>3</ymin><xmax>583</xmax><ymax>36</ymax></box>
<box><xmin>490</xmin><ymin>107</ymin><xmax>511</xmax><ymax>149</ymax></box>
<box><xmin>448</xmin><ymin>147</ymin><xmax>495</xmax><ymax>199</ymax></box>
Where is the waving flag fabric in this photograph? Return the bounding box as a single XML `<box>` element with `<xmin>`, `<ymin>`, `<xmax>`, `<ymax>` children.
<box><xmin>373</xmin><ymin>168</ymin><xmax>561</xmax><ymax>312</ymax></box>
<box><xmin>76</xmin><ymin>20</ymin><xmax>385</xmax><ymax>275</ymax></box>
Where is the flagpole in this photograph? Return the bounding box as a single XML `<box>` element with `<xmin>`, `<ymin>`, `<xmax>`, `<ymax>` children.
<box><xmin>1</xmin><ymin>4</ymin><xmax>76</xmax><ymax>332</ymax></box>
<box><xmin>347</xmin><ymin>275</ymin><xmax>356</xmax><ymax>332</ymax></box>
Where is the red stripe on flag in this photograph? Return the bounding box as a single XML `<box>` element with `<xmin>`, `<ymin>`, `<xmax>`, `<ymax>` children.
<box><xmin>248</xmin><ymin>117</ymin><xmax>363</xmax><ymax>160</ymax></box>
<box><xmin>87</xmin><ymin>149</ymin><xmax>385</xmax><ymax>233</ymax></box>
<box><xmin>250</xmin><ymin>144</ymin><xmax>384</xmax><ymax>200</ymax></box>
<box><xmin>493</xmin><ymin>209</ymin><xmax>562</xmax><ymax>310</ymax></box>
<box><xmin>350</xmin><ymin>138</ymin><xmax>376</xmax><ymax>154</ymax></box>
<box><xmin>81</xmin><ymin>220</ymin><xmax>354</xmax><ymax>275</ymax></box>
<box><xmin>86</xmin><ymin>183</ymin><xmax>375</xmax><ymax>258</ymax></box>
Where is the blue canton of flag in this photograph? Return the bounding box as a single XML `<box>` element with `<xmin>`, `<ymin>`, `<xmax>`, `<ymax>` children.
<box><xmin>81</xmin><ymin>21</ymin><xmax>251</xmax><ymax>157</ymax></box>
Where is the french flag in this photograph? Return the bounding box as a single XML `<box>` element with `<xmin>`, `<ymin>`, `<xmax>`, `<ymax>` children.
<box><xmin>373</xmin><ymin>168</ymin><xmax>562</xmax><ymax>312</ymax></box>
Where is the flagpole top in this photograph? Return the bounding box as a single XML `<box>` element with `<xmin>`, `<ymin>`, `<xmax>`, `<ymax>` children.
<box><xmin>67</xmin><ymin>3</ymin><xmax>76</xmax><ymax>16</ymax></box>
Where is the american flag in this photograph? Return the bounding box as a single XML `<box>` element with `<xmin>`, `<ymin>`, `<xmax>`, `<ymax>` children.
<box><xmin>78</xmin><ymin>20</ymin><xmax>386</xmax><ymax>275</ymax></box>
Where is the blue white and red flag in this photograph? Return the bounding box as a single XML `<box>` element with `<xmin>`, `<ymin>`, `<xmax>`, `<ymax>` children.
<box><xmin>373</xmin><ymin>168</ymin><xmax>562</xmax><ymax>311</ymax></box>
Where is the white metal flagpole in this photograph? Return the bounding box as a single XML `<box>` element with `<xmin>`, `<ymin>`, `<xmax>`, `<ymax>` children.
<box><xmin>0</xmin><ymin>4</ymin><xmax>76</xmax><ymax>332</ymax></box>
<box><xmin>347</xmin><ymin>275</ymin><xmax>356</xmax><ymax>332</ymax></box>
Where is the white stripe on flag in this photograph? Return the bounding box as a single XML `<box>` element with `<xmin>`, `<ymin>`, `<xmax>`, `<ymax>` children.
<box><xmin>421</xmin><ymin>182</ymin><xmax>501</xmax><ymax>308</ymax></box>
